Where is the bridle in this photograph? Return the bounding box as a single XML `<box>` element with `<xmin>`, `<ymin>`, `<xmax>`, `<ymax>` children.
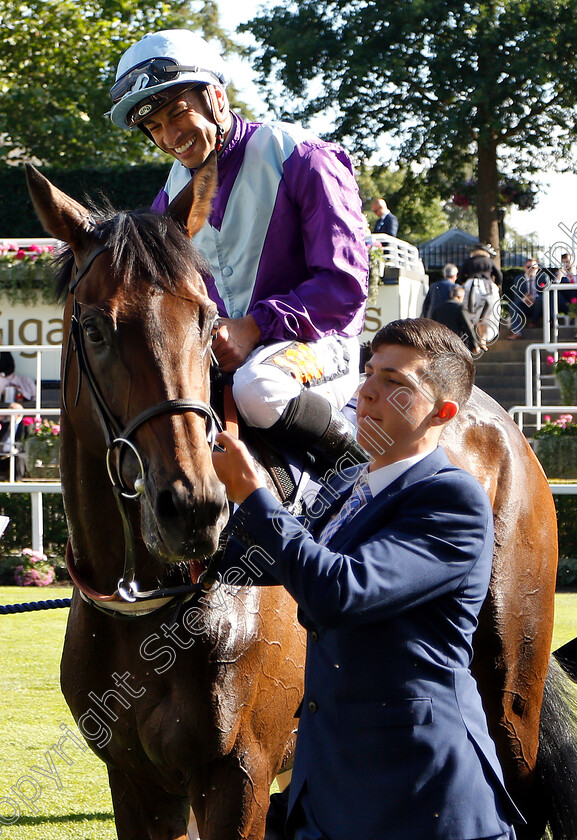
<box><xmin>63</xmin><ymin>244</ymin><xmax>225</xmax><ymax>609</ymax></box>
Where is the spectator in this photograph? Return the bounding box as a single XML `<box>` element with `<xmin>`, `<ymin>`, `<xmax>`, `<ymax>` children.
<box><xmin>0</xmin><ymin>347</ymin><xmax>36</xmax><ymax>403</ymax></box>
<box><xmin>0</xmin><ymin>403</ymin><xmax>26</xmax><ymax>480</ymax></box>
<box><xmin>371</xmin><ymin>198</ymin><xmax>399</xmax><ymax>237</ymax></box>
<box><xmin>555</xmin><ymin>253</ymin><xmax>577</xmax><ymax>312</ymax></box>
<box><xmin>431</xmin><ymin>284</ymin><xmax>479</xmax><ymax>353</ymax></box>
<box><xmin>459</xmin><ymin>243</ymin><xmax>502</xmax><ymax>346</ymax></box>
<box><xmin>507</xmin><ymin>259</ymin><xmax>542</xmax><ymax>341</ymax></box>
<box><xmin>421</xmin><ymin>262</ymin><xmax>459</xmax><ymax>318</ymax></box>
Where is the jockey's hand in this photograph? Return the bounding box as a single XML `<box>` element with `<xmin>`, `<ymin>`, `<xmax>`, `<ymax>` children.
<box><xmin>212</xmin><ymin>315</ymin><xmax>261</xmax><ymax>372</ymax></box>
<box><xmin>212</xmin><ymin>431</ymin><xmax>266</xmax><ymax>504</ymax></box>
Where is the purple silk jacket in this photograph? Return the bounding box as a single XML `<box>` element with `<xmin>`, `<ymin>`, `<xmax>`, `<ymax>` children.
<box><xmin>151</xmin><ymin>114</ymin><xmax>369</xmax><ymax>343</ymax></box>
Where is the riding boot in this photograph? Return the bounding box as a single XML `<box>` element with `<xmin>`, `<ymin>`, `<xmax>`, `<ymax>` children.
<box><xmin>266</xmin><ymin>390</ymin><xmax>369</xmax><ymax>475</ymax></box>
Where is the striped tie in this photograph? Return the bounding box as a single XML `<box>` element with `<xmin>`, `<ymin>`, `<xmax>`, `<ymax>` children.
<box><xmin>318</xmin><ymin>469</ymin><xmax>372</xmax><ymax>546</ymax></box>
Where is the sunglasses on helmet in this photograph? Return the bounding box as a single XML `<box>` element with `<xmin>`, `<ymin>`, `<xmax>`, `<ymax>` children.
<box><xmin>110</xmin><ymin>57</ymin><xmax>220</xmax><ymax>104</ymax></box>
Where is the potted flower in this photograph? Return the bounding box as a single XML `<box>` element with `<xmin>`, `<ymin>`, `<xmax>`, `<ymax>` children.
<box><xmin>23</xmin><ymin>416</ymin><xmax>60</xmax><ymax>478</ymax></box>
<box><xmin>14</xmin><ymin>548</ymin><xmax>55</xmax><ymax>586</ymax></box>
<box><xmin>547</xmin><ymin>350</ymin><xmax>577</xmax><ymax>405</ymax></box>
<box><xmin>533</xmin><ymin>414</ymin><xmax>577</xmax><ymax>478</ymax></box>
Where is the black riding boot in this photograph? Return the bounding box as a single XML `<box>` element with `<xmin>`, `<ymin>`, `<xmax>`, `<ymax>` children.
<box><xmin>266</xmin><ymin>390</ymin><xmax>369</xmax><ymax>474</ymax></box>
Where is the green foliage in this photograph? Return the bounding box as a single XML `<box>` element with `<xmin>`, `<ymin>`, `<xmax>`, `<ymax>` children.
<box><xmin>0</xmin><ymin>495</ymin><xmax>68</xmax><ymax>579</ymax></box>
<box><xmin>557</xmin><ymin>557</ymin><xmax>577</xmax><ymax>588</ymax></box>
<box><xmin>0</xmin><ymin>0</ymin><xmax>246</xmax><ymax>169</ymax></box>
<box><xmin>357</xmin><ymin>163</ymin><xmax>449</xmax><ymax>245</ymax></box>
<box><xmin>246</xmin><ymin>0</ymin><xmax>577</xmax><ymax>166</ymax></box>
<box><xmin>244</xmin><ymin>1</ymin><xmax>577</xmax><ymax>247</ymax></box>
<box><xmin>556</xmin><ymin>496</ymin><xmax>577</xmax><ymax>564</ymax></box>
<box><xmin>0</xmin><ymin>162</ymin><xmax>169</xmax><ymax>238</ymax></box>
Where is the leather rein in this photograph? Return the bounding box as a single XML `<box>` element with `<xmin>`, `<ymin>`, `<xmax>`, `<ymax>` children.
<box><xmin>63</xmin><ymin>245</ymin><xmax>225</xmax><ymax>610</ymax></box>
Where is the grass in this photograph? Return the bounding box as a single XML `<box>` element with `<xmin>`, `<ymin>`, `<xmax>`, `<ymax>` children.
<box><xmin>1</xmin><ymin>586</ymin><xmax>577</xmax><ymax>838</ymax></box>
<box><xmin>0</xmin><ymin>587</ymin><xmax>115</xmax><ymax>839</ymax></box>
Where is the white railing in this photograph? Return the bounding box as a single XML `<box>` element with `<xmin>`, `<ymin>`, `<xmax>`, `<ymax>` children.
<box><xmin>0</xmin><ymin>344</ymin><xmax>62</xmax><ymax>552</ymax></box>
<box><xmin>508</xmin><ymin>341</ymin><xmax>577</xmax><ymax>494</ymax></box>
<box><xmin>541</xmin><ymin>281</ymin><xmax>577</xmax><ymax>344</ymax></box>
<box><xmin>519</xmin><ymin>342</ymin><xmax>577</xmax><ymax>408</ymax></box>
<box><xmin>373</xmin><ymin>234</ymin><xmax>426</xmax><ymax>275</ymax></box>
<box><xmin>0</xmin><ymin>237</ymin><xmax>60</xmax><ymax>249</ymax></box>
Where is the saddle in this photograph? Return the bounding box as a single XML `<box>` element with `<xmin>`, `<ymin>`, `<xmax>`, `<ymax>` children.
<box><xmin>210</xmin><ymin>369</ymin><xmax>310</xmax><ymax>513</ymax></box>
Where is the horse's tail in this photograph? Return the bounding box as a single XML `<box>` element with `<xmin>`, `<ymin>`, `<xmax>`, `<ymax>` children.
<box><xmin>536</xmin><ymin>652</ymin><xmax>577</xmax><ymax>839</ymax></box>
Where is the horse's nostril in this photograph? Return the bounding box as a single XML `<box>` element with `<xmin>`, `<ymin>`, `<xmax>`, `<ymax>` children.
<box><xmin>156</xmin><ymin>488</ymin><xmax>180</xmax><ymax>521</ymax></box>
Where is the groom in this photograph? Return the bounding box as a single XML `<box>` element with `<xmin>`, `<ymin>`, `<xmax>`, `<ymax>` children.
<box><xmin>212</xmin><ymin>318</ymin><xmax>522</xmax><ymax>840</ymax></box>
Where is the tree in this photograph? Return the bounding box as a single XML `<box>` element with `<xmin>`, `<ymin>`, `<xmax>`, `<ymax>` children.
<box><xmin>243</xmin><ymin>0</ymin><xmax>577</xmax><ymax>261</ymax></box>
<box><xmin>356</xmin><ymin>163</ymin><xmax>449</xmax><ymax>245</ymax></box>
<box><xmin>0</xmin><ymin>0</ymin><xmax>245</xmax><ymax>169</ymax></box>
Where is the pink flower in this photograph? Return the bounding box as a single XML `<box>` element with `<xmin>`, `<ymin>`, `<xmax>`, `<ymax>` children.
<box><xmin>547</xmin><ymin>356</ymin><xmax>555</xmax><ymax>365</ymax></box>
<box><xmin>544</xmin><ymin>415</ymin><xmax>551</xmax><ymax>422</ymax></box>
<box><xmin>572</xmin><ymin>298</ymin><xmax>577</xmax><ymax>305</ymax></box>
<box><xmin>51</xmin><ymin>425</ymin><xmax>60</xmax><ymax>436</ymax></box>
<box><xmin>14</xmin><ymin>249</ymin><xmax>26</xmax><ymax>261</ymax></box>
<box><xmin>21</xmin><ymin>547</ymin><xmax>48</xmax><ymax>562</ymax></box>
<box><xmin>22</xmin><ymin>416</ymin><xmax>34</xmax><ymax>426</ymax></box>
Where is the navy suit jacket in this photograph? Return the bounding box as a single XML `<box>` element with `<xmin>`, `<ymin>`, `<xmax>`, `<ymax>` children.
<box><xmin>373</xmin><ymin>212</ymin><xmax>399</xmax><ymax>237</ymax></box>
<box><xmin>221</xmin><ymin>447</ymin><xmax>521</xmax><ymax>840</ymax></box>
<box><xmin>421</xmin><ymin>278</ymin><xmax>455</xmax><ymax>318</ymax></box>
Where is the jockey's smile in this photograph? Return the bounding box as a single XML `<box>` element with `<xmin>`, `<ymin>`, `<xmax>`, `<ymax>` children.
<box><xmin>140</xmin><ymin>85</ymin><xmax>232</xmax><ymax>169</ymax></box>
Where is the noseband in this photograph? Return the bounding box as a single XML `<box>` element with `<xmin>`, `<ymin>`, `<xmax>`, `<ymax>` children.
<box><xmin>63</xmin><ymin>245</ymin><xmax>223</xmax><ymax>607</ymax></box>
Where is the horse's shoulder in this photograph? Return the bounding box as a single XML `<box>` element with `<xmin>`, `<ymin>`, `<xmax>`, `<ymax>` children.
<box><xmin>440</xmin><ymin>385</ymin><xmax>542</xmax><ymax>503</ymax></box>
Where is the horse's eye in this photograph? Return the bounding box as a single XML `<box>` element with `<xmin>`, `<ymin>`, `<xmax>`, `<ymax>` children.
<box><xmin>83</xmin><ymin>321</ymin><xmax>104</xmax><ymax>344</ymax></box>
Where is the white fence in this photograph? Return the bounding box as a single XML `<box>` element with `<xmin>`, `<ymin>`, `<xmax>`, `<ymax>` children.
<box><xmin>0</xmin><ymin>344</ymin><xmax>62</xmax><ymax>552</ymax></box>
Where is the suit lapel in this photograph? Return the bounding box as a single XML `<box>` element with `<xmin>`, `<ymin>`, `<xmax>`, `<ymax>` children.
<box><xmin>323</xmin><ymin>447</ymin><xmax>453</xmax><ymax>552</ymax></box>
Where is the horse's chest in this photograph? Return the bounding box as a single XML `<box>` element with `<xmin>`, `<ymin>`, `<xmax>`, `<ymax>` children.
<box><xmin>61</xmin><ymin>594</ymin><xmax>262</xmax><ymax>778</ymax></box>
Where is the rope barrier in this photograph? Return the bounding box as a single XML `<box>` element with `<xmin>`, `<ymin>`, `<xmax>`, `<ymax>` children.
<box><xmin>0</xmin><ymin>598</ymin><xmax>71</xmax><ymax>614</ymax></box>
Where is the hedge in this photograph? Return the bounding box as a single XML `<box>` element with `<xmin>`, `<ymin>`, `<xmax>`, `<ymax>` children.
<box><xmin>0</xmin><ymin>164</ymin><xmax>170</xmax><ymax>238</ymax></box>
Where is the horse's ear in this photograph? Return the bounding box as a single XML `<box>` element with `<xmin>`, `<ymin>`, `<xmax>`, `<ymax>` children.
<box><xmin>25</xmin><ymin>164</ymin><xmax>95</xmax><ymax>254</ymax></box>
<box><xmin>166</xmin><ymin>151</ymin><xmax>217</xmax><ymax>238</ymax></box>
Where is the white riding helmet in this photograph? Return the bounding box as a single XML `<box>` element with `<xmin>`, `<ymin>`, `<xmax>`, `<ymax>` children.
<box><xmin>109</xmin><ymin>29</ymin><xmax>230</xmax><ymax>129</ymax></box>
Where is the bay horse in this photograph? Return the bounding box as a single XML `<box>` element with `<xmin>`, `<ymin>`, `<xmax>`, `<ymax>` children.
<box><xmin>26</xmin><ymin>157</ymin><xmax>577</xmax><ymax>840</ymax></box>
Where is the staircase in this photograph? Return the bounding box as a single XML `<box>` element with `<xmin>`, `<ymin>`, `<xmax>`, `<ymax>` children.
<box><xmin>473</xmin><ymin>324</ymin><xmax>577</xmax><ymax>420</ymax></box>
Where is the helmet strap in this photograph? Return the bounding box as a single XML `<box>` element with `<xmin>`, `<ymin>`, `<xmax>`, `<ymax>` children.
<box><xmin>205</xmin><ymin>85</ymin><xmax>229</xmax><ymax>155</ymax></box>
<box><xmin>215</xmin><ymin>125</ymin><xmax>225</xmax><ymax>153</ymax></box>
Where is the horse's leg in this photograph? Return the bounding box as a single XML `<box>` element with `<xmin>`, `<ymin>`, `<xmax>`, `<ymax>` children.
<box><xmin>190</xmin><ymin>753</ymin><xmax>273</xmax><ymax>840</ymax></box>
<box><xmin>534</xmin><ymin>655</ymin><xmax>577</xmax><ymax>840</ymax></box>
<box><xmin>107</xmin><ymin>766</ymin><xmax>190</xmax><ymax>840</ymax></box>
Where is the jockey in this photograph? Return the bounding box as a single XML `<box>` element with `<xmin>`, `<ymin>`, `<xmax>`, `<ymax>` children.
<box><xmin>109</xmin><ymin>29</ymin><xmax>369</xmax><ymax>471</ymax></box>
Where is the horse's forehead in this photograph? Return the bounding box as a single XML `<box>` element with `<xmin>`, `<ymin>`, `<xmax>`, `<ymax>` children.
<box><xmin>81</xmin><ymin>262</ymin><xmax>208</xmax><ymax>316</ymax></box>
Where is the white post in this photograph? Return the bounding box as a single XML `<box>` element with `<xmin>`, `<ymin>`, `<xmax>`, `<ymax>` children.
<box><xmin>31</xmin><ymin>492</ymin><xmax>44</xmax><ymax>554</ymax></box>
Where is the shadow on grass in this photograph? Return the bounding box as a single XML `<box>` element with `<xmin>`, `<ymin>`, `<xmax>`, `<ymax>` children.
<box><xmin>9</xmin><ymin>811</ymin><xmax>114</xmax><ymax>826</ymax></box>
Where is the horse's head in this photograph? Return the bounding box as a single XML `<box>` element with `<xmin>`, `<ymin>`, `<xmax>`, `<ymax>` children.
<box><xmin>26</xmin><ymin>156</ymin><xmax>229</xmax><ymax>564</ymax></box>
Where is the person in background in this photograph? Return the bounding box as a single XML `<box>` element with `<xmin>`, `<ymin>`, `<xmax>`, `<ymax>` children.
<box><xmin>431</xmin><ymin>285</ymin><xmax>480</xmax><ymax>353</ymax></box>
<box><xmin>213</xmin><ymin>318</ymin><xmax>521</xmax><ymax>840</ymax></box>
<box><xmin>459</xmin><ymin>243</ymin><xmax>503</xmax><ymax>348</ymax></box>
<box><xmin>371</xmin><ymin>198</ymin><xmax>399</xmax><ymax>237</ymax></box>
<box><xmin>555</xmin><ymin>253</ymin><xmax>577</xmax><ymax>313</ymax></box>
<box><xmin>507</xmin><ymin>259</ymin><xmax>542</xmax><ymax>341</ymax></box>
<box><xmin>0</xmin><ymin>403</ymin><xmax>26</xmax><ymax>480</ymax></box>
<box><xmin>0</xmin><ymin>347</ymin><xmax>36</xmax><ymax>403</ymax></box>
<box><xmin>109</xmin><ymin>30</ymin><xmax>369</xmax><ymax>472</ymax></box>
<box><xmin>421</xmin><ymin>262</ymin><xmax>459</xmax><ymax>318</ymax></box>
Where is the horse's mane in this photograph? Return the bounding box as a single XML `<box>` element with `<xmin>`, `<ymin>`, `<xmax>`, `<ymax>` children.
<box><xmin>54</xmin><ymin>206</ymin><xmax>210</xmax><ymax>303</ymax></box>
